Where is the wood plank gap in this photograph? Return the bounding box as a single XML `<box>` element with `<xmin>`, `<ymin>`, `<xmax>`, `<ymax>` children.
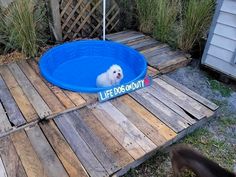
<box><xmin>8</xmin><ymin>63</ymin><xmax>52</xmax><ymax>118</ymax></box>
<box><xmin>39</xmin><ymin>120</ymin><xmax>89</xmax><ymax>177</ymax></box>
<box><xmin>54</xmin><ymin>114</ymin><xmax>108</xmax><ymax>177</ymax></box>
<box><xmin>67</xmin><ymin>110</ymin><xmax>120</xmax><ymax>174</ymax></box>
<box><xmin>25</xmin><ymin>124</ymin><xmax>69</xmax><ymax>177</ymax></box>
<box><xmin>0</xmin><ymin>65</ymin><xmax>38</xmax><ymax>122</ymax></box>
<box><xmin>97</xmin><ymin>102</ymin><xmax>157</xmax><ymax>153</ymax></box>
<box><xmin>0</xmin><ymin>75</ymin><xmax>26</xmax><ymax>126</ymax></box>
<box><xmin>159</xmin><ymin>75</ymin><xmax>219</xmax><ymax>110</ymax></box>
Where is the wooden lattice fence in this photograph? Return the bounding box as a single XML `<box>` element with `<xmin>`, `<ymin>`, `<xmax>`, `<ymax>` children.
<box><xmin>49</xmin><ymin>0</ymin><xmax>120</xmax><ymax>41</ymax></box>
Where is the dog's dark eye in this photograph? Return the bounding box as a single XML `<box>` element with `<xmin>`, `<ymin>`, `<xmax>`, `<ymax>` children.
<box><xmin>113</xmin><ymin>71</ymin><xmax>116</xmax><ymax>74</ymax></box>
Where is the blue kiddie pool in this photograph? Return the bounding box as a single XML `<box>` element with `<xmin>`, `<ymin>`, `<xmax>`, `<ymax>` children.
<box><xmin>39</xmin><ymin>40</ymin><xmax>147</xmax><ymax>93</ymax></box>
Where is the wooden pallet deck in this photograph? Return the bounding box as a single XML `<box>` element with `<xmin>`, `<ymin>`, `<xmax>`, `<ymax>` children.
<box><xmin>0</xmin><ymin>58</ymin><xmax>218</xmax><ymax>176</ymax></box>
<box><xmin>106</xmin><ymin>31</ymin><xmax>191</xmax><ymax>73</ymax></box>
<box><xmin>0</xmin><ymin>60</ymin><xmax>159</xmax><ymax>136</ymax></box>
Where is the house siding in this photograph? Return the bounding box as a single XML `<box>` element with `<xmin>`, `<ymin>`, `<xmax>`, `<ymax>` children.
<box><xmin>202</xmin><ymin>0</ymin><xmax>236</xmax><ymax>79</ymax></box>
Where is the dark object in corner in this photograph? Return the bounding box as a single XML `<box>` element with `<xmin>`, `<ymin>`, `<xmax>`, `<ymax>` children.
<box><xmin>170</xmin><ymin>144</ymin><xmax>236</xmax><ymax>177</ymax></box>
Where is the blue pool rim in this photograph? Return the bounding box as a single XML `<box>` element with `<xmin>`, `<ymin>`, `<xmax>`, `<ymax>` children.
<box><xmin>39</xmin><ymin>40</ymin><xmax>147</xmax><ymax>93</ymax></box>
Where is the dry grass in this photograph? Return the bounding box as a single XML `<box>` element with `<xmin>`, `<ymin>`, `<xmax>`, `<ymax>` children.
<box><xmin>177</xmin><ymin>0</ymin><xmax>215</xmax><ymax>52</ymax></box>
<box><xmin>0</xmin><ymin>0</ymin><xmax>48</xmax><ymax>57</ymax></box>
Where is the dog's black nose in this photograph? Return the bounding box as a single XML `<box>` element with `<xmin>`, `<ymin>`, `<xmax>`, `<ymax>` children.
<box><xmin>118</xmin><ymin>73</ymin><xmax>121</xmax><ymax>76</ymax></box>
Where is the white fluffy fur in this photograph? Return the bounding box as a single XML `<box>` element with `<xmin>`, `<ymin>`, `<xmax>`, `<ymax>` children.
<box><xmin>96</xmin><ymin>64</ymin><xmax>123</xmax><ymax>87</ymax></box>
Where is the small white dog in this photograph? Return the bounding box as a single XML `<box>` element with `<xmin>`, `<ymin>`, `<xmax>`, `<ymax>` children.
<box><xmin>96</xmin><ymin>64</ymin><xmax>123</xmax><ymax>87</ymax></box>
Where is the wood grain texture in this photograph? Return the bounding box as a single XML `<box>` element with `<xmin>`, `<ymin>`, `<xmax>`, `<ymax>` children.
<box><xmin>25</xmin><ymin>124</ymin><xmax>69</xmax><ymax>177</ymax></box>
<box><xmin>54</xmin><ymin>114</ymin><xmax>108</xmax><ymax>177</ymax></box>
<box><xmin>0</xmin><ymin>75</ymin><xmax>26</xmax><ymax>126</ymax></box>
<box><xmin>154</xmin><ymin>78</ymin><xmax>214</xmax><ymax>118</ymax></box>
<box><xmin>64</xmin><ymin>91</ymin><xmax>87</xmax><ymax>107</ymax></box>
<box><xmin>68</xmin><ymin>110</ymin><xmax>119</xmax><ymax>174</ymax></box>
<box><xmin>121</xmin><ymin>95</ymin><xmax>176</xmax><ymax>140</ymax></box>
<box><xmin>8</xmin><ymin>63</ymin><xmax>51</xmax><ymax>118</ymax></box>
<box><xmin>111</xmin><ymin>98</ymin><xmax>167</xmax><ymax>147</ymax></box>
<box><xmin>92</xmin><ymin>106</ymin><xmax>145</xmax><ymax>159</ymax></box>
<box><xmin>152</xmin><ymin>79</ymin><xmax>205</xmax><ymax>119</ymax></box>
<box><xmin>145</xmin><ymin>86</ymin><xmax>196</xmax><ymax>125</ymax></box>
<box><xmin>0</xmin><ymin>136</ymin><xmax>27</xmax><ymax>177</ymax></box>
<box><xmin>0</xmin><ymin>102</ymin><xmax>12</xmax><ymax>133</ymax></box>
<box><xmin>18</xmin><ymin>61</ymin><xmax>65</xmax><ymax>114</ymax></box>
<box><xmin>40</xmin><ymin>120</ymin><xmax>88</xmax><ymax>177</ymax></box>
<box><xmin>27</xmin><ymin>59</ymin><xmax>76</xmax><ymax>109</ymax></box>
<box><xmin>0</xmin><ymin>157</ymin><xmax>7</xmax><ymax>177</ymax></box>
<box><xmin>0</xmin><ymin>65</ymin><xmax>38</xmax><ymax>122</ymax></box>
<box><xmin>79</xmin><ymin>107</ymin><xmax>134</xmax><ymax>168</ymax></box>
<box><xmin>80</xmin><ymin>93</ymin><xmax>98</xmax><ymax>104</ymax></box>
<box><xmin>106</xmin><ymin>31</ymin><xmax>139</xmax><ymax>40</ymax></box>
<box><xmin>159</xmin><ymin>75</ymin><xmax>219</xmax><ymax>111</ymax></box>
<box><xmin>97</xmin><ymin>102</ymin><xmax>156</xmax><ymax>153</ymax></box>
<box><xmin>10</xmin><ymin>130</ymin><xmax>47</xmax><ymax>177</ymax></box>
<box><xmin>130</xmin><ymin>90</ymin><xmax>189</xmax><ymax>133</ymax></box>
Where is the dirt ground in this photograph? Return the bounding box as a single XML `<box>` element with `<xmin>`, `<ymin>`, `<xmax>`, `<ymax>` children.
<box><xmin>124</xmin><ymin>59</ymin><xmax>236</xmax><ymax>177</ymax></box>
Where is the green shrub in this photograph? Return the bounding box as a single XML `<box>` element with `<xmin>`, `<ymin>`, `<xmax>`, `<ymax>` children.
<box><xmin>177</xmin><ymin>0</ymin><xmax>215</xmax><ymax>52</ymax></box>
<box><xmin>135</xmin><ymin>0</ymin><xmax>157</xmax><ymax>33</ymax></box>
<box><xmin>153</xmin><ymin>0</ymin><xmax>180</xmax><ymax>44</ymax></box>
<box><xmin>0</xmin><ymin>0</ymin><xmax>48</xmax><ymax>57</ymax></box>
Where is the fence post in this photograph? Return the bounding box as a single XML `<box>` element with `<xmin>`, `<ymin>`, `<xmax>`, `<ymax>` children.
<box><xmin>48</xmin><ymin>0</ymin><xmax>62</xmax><ymax>41</ymax></box>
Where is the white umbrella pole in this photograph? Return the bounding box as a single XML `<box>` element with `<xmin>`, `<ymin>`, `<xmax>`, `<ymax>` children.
<box><xmin>103</xmin><ymin>0</ymin><xmax>106</xmax><ymax>40</ymax></box>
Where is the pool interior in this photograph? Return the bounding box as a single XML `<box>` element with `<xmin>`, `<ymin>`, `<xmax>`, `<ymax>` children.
<box><xmin>53</xmin><ymin>56</ymin><xmax>137</xmax><ymax>87</ymax></box>
<box><xmin>40</xmin><ymin>40</ymin><xmax>146</xmax><ymax>92</ymax></box>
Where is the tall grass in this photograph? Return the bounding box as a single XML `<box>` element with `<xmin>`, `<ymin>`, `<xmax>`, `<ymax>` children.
<box><xmin>153</xmin><ymin>0</ymin><xmax>180</xmax><ymax>44</ymax></box>
<box><xmin>177</xmin><ymin>0</ymin><xmax>215</xmax><ymax>52</ymax></box>
<box><xmin>135</xmin><ymin>0</ymin><xmax>157</xmax><ymax>33</ymax></box>
<box><xmin>0</xmin><ymin>0</ymin><xmax>48</xmax><ymax>57</ymax></box>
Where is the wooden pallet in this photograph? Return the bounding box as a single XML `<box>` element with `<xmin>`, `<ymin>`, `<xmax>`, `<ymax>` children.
<box><xmin>0</xmin><ymin>60</ymin><xmax>158</xmax><ymax>136</ymax></box>
<box><xmin>0</xmin><ymin>62</ymin><xmax>218</xmax><ymax>176</ymax></box>
<box><xmin>106</xmin><ymin>31</ymin><xmax>191</xmax><ymax>73</ymax></box>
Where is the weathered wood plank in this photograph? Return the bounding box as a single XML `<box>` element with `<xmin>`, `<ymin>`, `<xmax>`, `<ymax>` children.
<box><xmin>92</xmin><ymin>106</ymin><xmax>145</xmax><ymax>159</ymax></box>
<box><xmin>159</xmin><ymin>75</ymin><xmax>219</xmax><ymax>111</ymax></box>
<box><xmin>141</xmin><ymin>44</ymin><xmax>169</xmax><ymax>56</ymax></box>
<box><xmin>130</xmin><ymin>90</ymin><xmax>188</xmax><ymax>133</ymax></box>
<box><xmin>145</xmin><ymin>86</ymin><xmax>196</xmax><ymax>125</ymax></box>
<box><xmin>120</xmin><ymin>95</ymin><xmax>177</xmax><ymax>140</ymax></box>
<box><xmin>106</xmin><ymin>30</ymin><xmax>133</xmax><ymax>39</ymax></box>
<box><xmin>18</xmin><ymin>61</ymin><xmax>65</xmax><ymax>114</ymax></box>
<box><xmin>154</xmin><ymin>78</ymin><xmax>214</xmax><ymax>118</ymax></box>
<box><xmin>97</xmin><ymin>102</ymin><xmax>157</xmax><ymax>153</ymax></box>
<box><xmin>0</xmin><ymin>65</ymin><xmax>38</xmax><ymax>122</ymax></box>
<box><xmin>116</xmin><ymin>34</ymin><xmax>145</xmax><ymax>43</ymax></box>
<box><xmin>152</xmin><ymin>80</ymin><xmax>205</xmax><ymax>119</ymax></box>
<box><xmin>111</xmin><ymin>98</ymin><xmax>167</xmax><ymax>147</ymax></box>
<box><xmin>79</xmin><ymin>107</ymin><xmax>134</xmax><ymax>168</ymax></box>
<box><xmin>0</xmin><ymin>75</ymin><xmax>26</xmax><ymax>126</ymax></box>
<box><xmin>158</xmin><ymin>57</ymin><xmax>190</xmax><ymax>74</ymax></box>
<box><xmin>147</xmin><ymin>66</ymin><xmax>159</xmax><ymax>77</ymax></box>
<box><xmin>25</xmin><ymin>124</ymin><xmax>69</xmax><ymax>177</ymax></box>
<box><xmin>64</xmin><ymin>91</ymin><xmax>87</xmax><ymax>107</ymax></box>
<box><xmin>40</xmin><ymin>120</ymin><xmax>88</xmax><ymax>177</ymax></box>
<box><xmin>0</xmin><ymin>157</ymin><xmax>7</xmax><ymax>177</ymax></box>
<box><xmin>0</xmin><ymin>102</ymin><xmax>12</xmax><ymax>133</ymax></box>
<box><xmin>0</xmin><ymin>136</ymin><xmax>27</xmax><ymax>177</ymax></box>
<box><xmin>10</xmin><ymin>130</ymin><xmax>47</xmax><ymax>177</ymax></box>
<box><xmin>8</xmin><ymin>63</ymin><xmax>51</xmax><ymax>118</ymax></box>
<box><xmin>80</xmin><ymin>93</ymin><xmax>98</xmax><ymax>104</ymax></box>
<box><xmin>106</xmin><ymin>31</ymin><xmax>140</xmax><ymax>40</ymax></box>
<box><xmin>54</xmin><ymin>114</ymin><xmax>108</xmax><ymax>177</ymax></box>
<box><xmin>27</xmin><ymin>59</ymin><xmax>76</xmax><ymax>109</ymax></box>
<box><xmin>66</xmin><ymin>110</ymin><xmax>119</xmax><ymax>174</ymax></box>
<box><xmin>157</xmin><ymin>55</ymin><xmax>189</xmax><ymax>71</ymax></box>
